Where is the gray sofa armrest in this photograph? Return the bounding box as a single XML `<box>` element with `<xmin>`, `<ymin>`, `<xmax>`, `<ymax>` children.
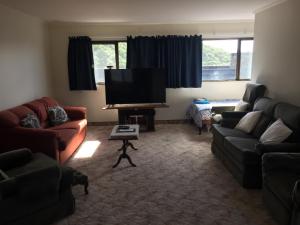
<box><xmin>220</xmin><ymin>118</ymin><xmax>240</xmax><ymax>128</ymax></box>
<box><xmin>220</xmin><ymin>111</ymin><xmax>247</xmax><ymax>128</ymax></box>
<box><xmin>256</xmin><ymin>143</ymin><xmax>300</xmax><ymax>155</ymax></box>
<box><xmin>262</xmin><ymin>153</ymin><xmax>300</xmax><ymax>174</ymax></box>
<box><xmin>0</xmin><ymin>176</ymin><xmax>17</xmax><ymax>200</ymax></box>
<box><xmin>0</xmin><ymin>148</ymin><xmax>33</xmax><ymax>171</ymax></box>
<box><xmin>221</xmin><ymin>111</ymin><xmax>248</xmax><ymax>119</ymax></box>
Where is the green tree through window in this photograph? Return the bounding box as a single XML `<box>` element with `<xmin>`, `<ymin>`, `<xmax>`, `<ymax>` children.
<box><xmin>92</xmin><ymin>41</ymin><xmax>127</xmax><ymax>83</ymax></box>
<box><xmin>202</xmin><ymin>39</ymin><xmax>253</xmax><ymax>80</ymax></box>
<box><xmin>118</xmin><ymin>42</ymin><xmax>127</xmax><ymax>69</ymax></box>
<box><xmin>202</xmin><ymin>45</ymin><xmax>231</xmax><ymax>66</ymax></box>
<box><xmin>93</xmin><ymin>44</ymin><xmax>116</xmax><ymax>69</ymax></box>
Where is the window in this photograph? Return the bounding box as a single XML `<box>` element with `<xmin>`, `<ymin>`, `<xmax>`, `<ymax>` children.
<box><xmin>239</xmin><ymin>39</ymin><xmax>254</xmax><ymax>80</ymax></box>
<box><xmin>92</xmin><ymin>38</ymin><xmax>253</xmax><ymax>83</ymax></box>
<box><xmin>92</xmin><ymin>41</ymin><xmax>127</xmax><ymax>84</ymax></box>
<box><xmin>202</xmin><ymin>38</ymin><xmax>253</xmax><ymax>81</ymax></box>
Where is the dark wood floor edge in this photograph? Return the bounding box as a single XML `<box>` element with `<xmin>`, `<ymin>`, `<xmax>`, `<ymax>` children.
<box><xmin>88</xmin><ymin>119</ymin><xmax>189</xmax><ymax>126</ymax></box>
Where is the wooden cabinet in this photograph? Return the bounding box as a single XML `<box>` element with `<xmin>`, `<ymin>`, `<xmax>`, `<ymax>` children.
<box><xmin>118</xmin><ymin>108</ymin><xmax>155</xmax><ymax>131</ymax></box>
<box><xmin>102</xmin><ymin>103</ymin><xmax>169</xmax><ymax>132</ymax></box>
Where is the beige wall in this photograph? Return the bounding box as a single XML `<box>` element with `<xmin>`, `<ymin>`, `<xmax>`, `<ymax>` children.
<box><xmin>48</xmin><ymin>22</ymin><xmax>253</xmax><ymax>122</ymax></box>
<box><xmin>252</xmin><ymin>0</ymin><xmax>300</xmax><ymax>106</ymax></box>
<box><xmin>0</xmin><ymin>4</ymin><xmax>52</xmax><ymax>110</ymax></box>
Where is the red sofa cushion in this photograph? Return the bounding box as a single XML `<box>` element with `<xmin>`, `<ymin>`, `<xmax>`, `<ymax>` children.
<box><xmin>39</xmin><ymin>97</ymin><xmax>59</xmax><ymax>108</ymax></box>
<box><xmin>49</xmin><ymin>120</ymin><xmax>87</xmax><ymax>133</ymax></box>
<box><xmin>24</xmin><ymin>100</ymin><xmax>48</xmax><ymax>122</ymax></box>
<box><xmin>0</xmin><ymin>111</ymin><xmax>20</xmax><ymax>128</ymax></box>
<box><xmin>9</xmin><ymin>106</ymin><xmax>34</xmax><ymax>121</ymax></box>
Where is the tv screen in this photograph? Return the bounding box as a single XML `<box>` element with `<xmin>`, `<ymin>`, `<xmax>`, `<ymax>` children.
<box><xmin>105</xmin><ymin>69</ymin><xmax>166</xmax><ymax>104</ymax></box>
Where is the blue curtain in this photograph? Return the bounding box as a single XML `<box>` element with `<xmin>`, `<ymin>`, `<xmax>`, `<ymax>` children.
<box><xmin>126</xmin><ymin>35</ymin><xmax>202</xmax><ymax>88</ymax></box>
<box><xmin>68</xmin><ymin>36</ymin><xmax>97</xmax><ymax>90</ymax></box>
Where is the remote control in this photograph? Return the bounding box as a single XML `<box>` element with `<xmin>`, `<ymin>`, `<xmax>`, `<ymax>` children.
<box><xmin>118</xmin><ymin>125</ymin><xmax>130</xmax><ymax>129</ymax></box>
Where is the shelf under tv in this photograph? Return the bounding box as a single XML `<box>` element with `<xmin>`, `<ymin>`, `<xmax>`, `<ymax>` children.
<box><xmin>102</xmin><ymin>103</ymin><xmax>169</xmax><ymax>110</ymax></box>
<box><xmin>102</xmin><ymin>103</ymin><xmax>169</xmax><ymax>131</ymax></box>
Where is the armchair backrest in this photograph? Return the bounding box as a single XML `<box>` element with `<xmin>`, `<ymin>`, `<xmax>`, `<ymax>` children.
<box><xmin>242</xmin><ymin>83</ymin><xmax>266</xmax><ymax>110</ymax></box>
<box><xmin>0</xmin><ymin>148</ymin><xmax>33</xmax><ymax>171</ymax></box>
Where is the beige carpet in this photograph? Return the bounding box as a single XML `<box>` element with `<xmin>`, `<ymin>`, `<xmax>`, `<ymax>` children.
<box><xmin>57</xmin><ymin>124</ymin><xmax>276</xmax><ymax>225</ymax></box>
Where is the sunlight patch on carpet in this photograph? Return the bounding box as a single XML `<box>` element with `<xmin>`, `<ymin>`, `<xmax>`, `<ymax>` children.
<box><xmin>74</xmin><ymin>140</ymin><xmax>101</xmax><ymax>158</ymax></box>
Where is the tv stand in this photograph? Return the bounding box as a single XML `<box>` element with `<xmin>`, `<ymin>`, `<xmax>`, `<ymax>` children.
<box><xmin>102</xmin><ymin>103</ymin><xmax>169</xmax><ymax>131</ymax></box>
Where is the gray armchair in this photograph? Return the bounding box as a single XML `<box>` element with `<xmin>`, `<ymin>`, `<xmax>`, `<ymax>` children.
<box><xmin>242</xmin><ymin>83</ymin><xmax>266</xmax><ymax>110</ymax></box>
<box><xmin>214</xmin><ymin>83</ymin><xmax>266</xmax><ymax>125</ymax></box>
<box><xmin>0</xmin><ymin>148</ymin><xmax>75</xmax><ymax>225</ymax></box>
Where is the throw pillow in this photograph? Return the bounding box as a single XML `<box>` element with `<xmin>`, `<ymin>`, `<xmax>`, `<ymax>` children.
<box><xmin>193</xmin><ymin>98</ymin><xmax>210</xmax><ymax>104</ymax></box>
<box><xmin>235</xmin><ymin>111</ymin><xmax>262</xmax><ymax>133</ymax></box>
<box><xmin>20</xmin><ymin>113</ymin><xmax>41</xmax><ymax>128</ymax></box>
<box><xmin>259</xmin><ymin>119</ymin><xmax>293</xmax><ymax>144</ymax></box>
<box><xmin>234</xmin><ymin>100</ymin><xmax>250</xmax><ymax>112</ymax></box>
<box><xmin>48</xmin><ymin>106</ymin><xmax>68</xmax><ymax>126</ymax></box>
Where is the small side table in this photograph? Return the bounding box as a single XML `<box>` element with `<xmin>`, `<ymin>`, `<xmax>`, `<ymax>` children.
<box><xmin>109</xmin><ymin>125</ymin><xmax>139</xmax><ymax>168</ymax></box>
<box><xmin>201</xmin><ymin>119</ymin><xmax>212</xmax><ymax>134</ymax></box>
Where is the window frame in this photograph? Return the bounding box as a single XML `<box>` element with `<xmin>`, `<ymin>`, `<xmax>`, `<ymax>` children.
<box><xmin>202</xmin><ymin>37</ymin><xmax>254</xmax><ymax>82</ymax></box>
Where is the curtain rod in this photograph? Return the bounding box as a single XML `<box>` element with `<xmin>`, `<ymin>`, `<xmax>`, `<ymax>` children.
<box><xmin>90</xmin><ymin>36</ymin><xmax>126</xmax><ymax>41</ymax></box>
<box><xmin>90</xmin><ymin>33</ymin><xmax>252</xmax><ymax>41</ymax></box>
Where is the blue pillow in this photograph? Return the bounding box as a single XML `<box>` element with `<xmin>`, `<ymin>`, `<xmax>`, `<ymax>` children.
<box><xmin>193</xmin><ymin>99</ymin><xmax>210</xmax><ymax>104</ymax></box>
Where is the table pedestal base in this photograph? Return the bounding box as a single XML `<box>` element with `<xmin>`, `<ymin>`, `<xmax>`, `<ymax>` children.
<box><xmin>113</xmin><ymin>140</ymin><xmax>138</xmax><ymax>168</ymax></box>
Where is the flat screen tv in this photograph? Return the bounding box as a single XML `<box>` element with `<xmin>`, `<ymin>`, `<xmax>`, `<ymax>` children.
<box><xmin>105</xmin><ymin>68</ymin><xmax>166</xmax><ymax>104</ymax></box>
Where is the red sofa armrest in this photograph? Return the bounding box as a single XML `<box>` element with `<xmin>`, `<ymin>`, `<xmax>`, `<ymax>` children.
<box><xmin>63</xmin><ymin>106</ymin><xmax>87</xmax><ymax>120</ymax></box>
<box><xmin>0</xmin><ymin>128</ymin><xmax>60</xmax><ymax>160</ymax></box>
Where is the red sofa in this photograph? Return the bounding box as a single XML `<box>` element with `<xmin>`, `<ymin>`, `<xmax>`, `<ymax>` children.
<box><xmin>0</xmin><ymin>97</ymin><xmax>87</xmax><ymax>164</ymax></box>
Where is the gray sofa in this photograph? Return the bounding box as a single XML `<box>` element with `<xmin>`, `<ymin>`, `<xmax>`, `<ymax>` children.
<box><xmin>211</xmin><ymin>97</ymin><xmax>300</xmax><ymax>188</ymax></box>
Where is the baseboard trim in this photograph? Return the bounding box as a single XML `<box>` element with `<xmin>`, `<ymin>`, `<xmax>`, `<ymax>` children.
<box><xmin>88</xmin><ymin>119</ymin><xmax>189</xmax><ymax>126</ymax></box>
<box><xmin>88</xmin><ymin>121</ymin><xmax>117</xmax><ymax>126</ymax></box>
<box><xmin>155</xmin><ymin>119</ymin><xmax>189</xmax><ymax>124</ymax></box>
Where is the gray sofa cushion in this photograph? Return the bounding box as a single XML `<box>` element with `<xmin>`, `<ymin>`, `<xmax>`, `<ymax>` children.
<box><xmin>252</xmin><ymin>115</ymin><xmax>273</xmax><ymax>138</ymax></box>
<box><xmin>253</xmin><ymin>97</ymin><xmax>278</xmax><ymax>115</ymax></box>
<box><xmin>251</xmin><ymin>97</ymin><xmax>278</xmax><ymax>138</ymax></box>
<box><xmin>224</xmin><ymin>137</ymin><xmax>260</xmax><ymax>164</ymax></box>
<box><xmin>212</xmin><ymin>124</ymin><xmax>254</xmax><ymax>146</ymax></box>
<box><xmin>274</xmin><ymin>103</ymin><xmax>300</xmax><ymax>143</ymax></box>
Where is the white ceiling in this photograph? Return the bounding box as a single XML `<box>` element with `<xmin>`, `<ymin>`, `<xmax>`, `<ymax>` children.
<box><xmin>0</xmin><ymin>0</ymin><xmax>284</xmax><ymax>24</ymax></box>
